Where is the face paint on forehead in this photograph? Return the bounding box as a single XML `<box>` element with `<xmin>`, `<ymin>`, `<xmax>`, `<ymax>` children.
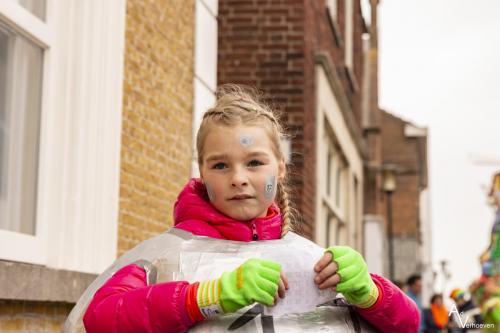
<box><xmin>264</xmin><ymin>175</ymin><xmax>277</xmax><ymax>200</ymax></box>
<box><xmin>205</xmin><ymin>182</ymin><xmax>216</xmax><ymax>202</ymax></box>
<box><xmin>239</xmin><ymin>134</ymin><xmax>254</xmax><ymax>148</ymax></box>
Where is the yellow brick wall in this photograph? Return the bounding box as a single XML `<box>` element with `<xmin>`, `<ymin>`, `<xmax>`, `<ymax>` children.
<box><xmin>118</xmin><ymin>0</ymin><xmax>195</xmax><ymax>256</ymax></box>
<box><xmin>0</xmin><ymin>300</ymin><xmax>72</xmax><ymax>332</ymax></box>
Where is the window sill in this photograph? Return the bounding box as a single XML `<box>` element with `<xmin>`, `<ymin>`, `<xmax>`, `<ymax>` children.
<box><xmin>0</xmin><ymin>260</ymin><xmax>96</xmax><ymax>303</ymax></box>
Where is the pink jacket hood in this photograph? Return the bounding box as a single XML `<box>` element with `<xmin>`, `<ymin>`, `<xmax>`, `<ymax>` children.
<box><xmin>173</xmin><ymin>178</ymin><xmax>283</xmax><ymax>241</ymax></box>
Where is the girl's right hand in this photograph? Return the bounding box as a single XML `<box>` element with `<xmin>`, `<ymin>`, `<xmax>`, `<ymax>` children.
<box><xmin>274</xmin><ymin>270</ymin><xmax>290</xmax><ymax>304</ymax></box>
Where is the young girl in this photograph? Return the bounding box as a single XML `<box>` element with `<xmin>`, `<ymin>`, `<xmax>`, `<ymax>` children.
<box><xmin>83</xmin><ymin>85</ymin><xmax>419</xmax><ymax>332</ymax></box>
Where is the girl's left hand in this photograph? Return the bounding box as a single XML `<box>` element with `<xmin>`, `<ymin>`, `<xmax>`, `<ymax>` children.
<box><xmin>313</xmin><ymin>252</ymin><xmax>340</xmax><ymax>290</ymax></box>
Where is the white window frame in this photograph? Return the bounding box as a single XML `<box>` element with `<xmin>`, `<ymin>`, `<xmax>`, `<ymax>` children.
<box><xmin>0</xmin><ymin>0</ymin><xmax>126</xmax><ymax>274</ymax></box>
<box><xmin>344</xmin><ymin>0</ymin><xmax>354</xmax><ymax>70</ymax></box>
<box><xmin>192</xmin><ymin>0</ymin><xmax>218</xmax><ymax>177</ymax></box>
<box><xmin>0</xmin><ymin>0</ymin><xmax>52</xmax><ymax>265</ymax></box>
<box><xmin>323</xmin><ymin>129</ymin><xmax>348</xmax><ymax>218</ymax></box>
<box><xmin>322</xmin><ymin>128</ymin><xmax>348</xmax><ymax>246</ymax></box>
<box><xmin>326</xmin><ymin>0</ymin><xmax>338</xmax><ymax>23</ymax></box>
<box><xmin>315</xmin><ymin>64</ymin><xmax>364</xmax><ymax>248</ymax></box>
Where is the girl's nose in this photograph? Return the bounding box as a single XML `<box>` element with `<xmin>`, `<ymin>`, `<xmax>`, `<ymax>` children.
<box><xmin>231</xmin><ymin>169</ymin><xmax>248</xmax><ymax>187</ymax></box>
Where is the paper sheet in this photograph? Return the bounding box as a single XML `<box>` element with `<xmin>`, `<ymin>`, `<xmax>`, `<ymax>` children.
<box><xmin>179</xmin><ymin>233</ymin><xmax>336</xmax><ymax>316</ymax></box>
<box><xmin>263</xmin><ymin>243</ymin><xmax>336</xmax><ymax>316</ymax></box>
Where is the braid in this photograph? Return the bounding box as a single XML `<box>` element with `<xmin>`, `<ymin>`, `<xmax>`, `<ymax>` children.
<box><xmin>277</xmin><ymin>181</ymin><xmax>293</xmax><ymax>237</ymax></box>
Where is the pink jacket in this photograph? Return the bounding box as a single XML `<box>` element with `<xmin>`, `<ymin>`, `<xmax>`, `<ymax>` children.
<box><xmin>83</xmin><ymin>178</ymin><xmax>419</xmax><ymax>332</ymax></box>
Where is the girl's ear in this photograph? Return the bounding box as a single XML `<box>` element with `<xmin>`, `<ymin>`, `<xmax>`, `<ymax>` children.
<box><xmin>278</xmin><ymin>157</ymin><xmax>286</xmax><ymax>181</ymax></box>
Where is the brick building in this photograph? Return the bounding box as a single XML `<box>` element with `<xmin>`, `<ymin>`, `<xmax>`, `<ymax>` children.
<box><xmin>218</xmin><ymin>0</ymin><xmax>368</xmax><ymax>249</ymax></box>
<box><xmin>364</xmin><ymin>110</ymin><xmax>432</xmax><ymax>300</ymax></box>
<box><xmin>380</xmin><ymin>111</ymin><xmax>428</xmax><ymax>241</ymax></box>
<box><xmin>0</xmin><ymin>0</ymin><xmax>218</xmax><ymax>331</ymax></box>
<box><xmin>362</xmin><ymin>0</ymin><xmax>432</xmax><ymax>302</ymax></box>
<box><xmin>380</xmin><ymin>110</ymin><xmax>431</xmax><ymax>297</ymax></box>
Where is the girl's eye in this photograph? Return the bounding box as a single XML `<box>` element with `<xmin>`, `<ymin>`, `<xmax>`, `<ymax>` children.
<box><xmin>248</xmin><ymin>159</ymin><xmax>263</xmax><ymax>167</ymax></box>
<box><xmin>212</xmin><ymin>162</ymin><xmax>227</xmax><ymax>170</ymax></box>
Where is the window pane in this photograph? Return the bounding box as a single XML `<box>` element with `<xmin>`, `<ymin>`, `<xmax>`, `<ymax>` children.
<box><xmin>326</xmin><ymin>148</ymin><xmax>332</xmax><ymax>195</ymax></box>
<box><xmin>325</xmin><ymin>210</ymin><xmax>332</xmax><ymax>246</ymax></box>
<box><xmin>0</xmin><ymin>22</ymin><xmax>43</xmax><ymax>235</ymax></box>
<box><xmin>13</xmin><ymin>0</ymin><xmax>46</xmax><ymax>21</ymax></box>
<box><xmin>335</xmin><ymin>218</ymin><xmax>344</xmax><ymax>245</ymax></box>
<box><xmin>335</xmin><ymin>161</ymin><xmax>342</xmax><ymax>206</ymax></box>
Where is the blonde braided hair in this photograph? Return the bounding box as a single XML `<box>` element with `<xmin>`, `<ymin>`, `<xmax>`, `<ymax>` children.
<box><xmin>276</xmin><ymin>182</ymin><xmax>293</xmax><ymax>236</ymax></box>
<box><xmin>196</xmin><ymin>84</ymin><xmax>296</xmax><ymax>236</ymax></box>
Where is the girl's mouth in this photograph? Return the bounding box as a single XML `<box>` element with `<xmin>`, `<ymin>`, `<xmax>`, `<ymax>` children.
<box><xmin>229</xmin><ymin>194</ymin><xmax>254</xmax><ymax>200</ymax></box>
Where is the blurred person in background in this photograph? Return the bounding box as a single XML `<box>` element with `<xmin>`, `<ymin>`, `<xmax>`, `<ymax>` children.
<box><xmin>449</xmin><ymin>288</ymin><xmax>483</xmax><ymax>333</ymax></box>
<box><xmin>422</xmin><ymin>294</ymin><xmax>449</xmax><ymax>333</ymax></box>
<box><xmin>407</xmin><ymin>274</ymin><xmax>424</xmax><ymax>332</ymax></box>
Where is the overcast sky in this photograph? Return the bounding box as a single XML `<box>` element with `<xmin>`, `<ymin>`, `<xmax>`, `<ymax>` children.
<box><xmin>378</xmin><ymin>0</ymin><xmax>500</xmax><ymax>296</ymax></box>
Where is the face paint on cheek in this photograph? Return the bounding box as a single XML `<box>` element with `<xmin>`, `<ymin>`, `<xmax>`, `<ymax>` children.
<box><xmin>264</xmin><ymin>175</ymin><xmax>276</xmax><ymax>200</ymax></box>
<box><xmin>240</xmin><ymin>135</ymin><xmax>254</xmax><ymax>148</ymax></box>
<box><xmin>205</xmin><ymin>182</ymin><xmax>216</xmax><ymax>202</ymax></box>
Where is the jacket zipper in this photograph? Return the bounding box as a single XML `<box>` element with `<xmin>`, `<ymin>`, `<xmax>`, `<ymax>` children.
<box><xmin>251</xmin><ymin>223</ymin><xmax>258</xmax><ymax>240</ymax></box>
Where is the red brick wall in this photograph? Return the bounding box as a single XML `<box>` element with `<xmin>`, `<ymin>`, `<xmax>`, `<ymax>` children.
<box><xmin>303</xmin><ymin>0</ymin><xmax>366</xmax><ymax>238</ymax></box>
<box><xmin>304</xmin><ymin>0</ymin><xmax>365</xmax><ymax>125</ymax></box>
<box><xmin>381</xmin><ymin>111</ymin><xmax>423</xmax><ymax>237</ymax></box>
<box><xmin>218</xmin><ymin>0</ymin><xmax>366</xmax><ymax>240</ymax></box>
<box><xmin>352</xmin><ymin>1</ymin><xmax>366</xmax><ymax>125</ymax></box>
<box><xmin>218</xmin><ymin>0</ymin><xmax>312</xmax><ymax>236</ymax></box>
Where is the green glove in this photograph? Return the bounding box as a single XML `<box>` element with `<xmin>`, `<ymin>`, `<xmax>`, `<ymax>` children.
<box><xmin>197</xmin><ymin>258</ymin><xmax>281</xmax><ymax>317</ymax></box>
<box><xmin>326</xmin><ymin>246</ymin><xmax>379</xmax><ymax>308</ymax></box>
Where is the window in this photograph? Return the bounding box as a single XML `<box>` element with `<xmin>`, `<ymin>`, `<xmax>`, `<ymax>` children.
<box><xmin>322</xmin><ymin>125</ymin><xmax>348</xmax><ymax>246</ymax></box>
<box><xmin>326</xmin><ymin>0</ymin><xmax>342</xmax><ymax>46</ymax></box>
<box><xmin>323</xmin><ymin>130</ymin><xmax>347</xmax><ymax>214</ymax></box>
<box><xmin>0</xmin><ymin>0</ymin><xmax>126</xmax><ymax>272</ymax></box>
<box><xmin>0</xmin><ymin>20</ymin><xmax>43</xmax><ymax>235</ymax></box>
<box><xmin>13</xmin><ymin>0</ymin><xmax>46</xmax><ymax>21</ymax></box>
<box><xmin>326</xmin><ymin>0</ymin><xmax>338</xmax><ymax>22</ymax></box>
<box><xmin>326</xmin><ymin>148</ymin><xmax>332</xmax><ymax>195</ymax></box>
<box><xmin>325</xmin><ymin>212</ymin><xmax>347</xmax><ymax>247</ymax></box>
<box><xmin>191</xmin><ymin>0</ymin><xmax>218</xmax><ymax>177</ymax></box>
<box><xmin>0</xmin><ymin>0</ymin><xmax>49</xmax><ymax>264</ymax></box>
<box><xmin>335</xmin><ymin>159</ymin><xmax>343</xmax><ymax>207</ymax></box>
<box><xmin>344</xmin><ymin>0</ymin><xmax>354</xmax><ymax>69</ymax></box>
<box><xmin>315</xmin><ymin>64</ymin><xmax>363</xmax><ymax>249</ymax></box>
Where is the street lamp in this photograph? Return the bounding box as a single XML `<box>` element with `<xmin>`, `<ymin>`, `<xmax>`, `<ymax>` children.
<box><xmin>382</xmin><ymin>166</ymin><xmax>397</xmax><ymax>281</ymax></box>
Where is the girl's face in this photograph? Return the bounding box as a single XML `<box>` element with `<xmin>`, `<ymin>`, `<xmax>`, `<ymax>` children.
<box><xmin>200</xmin><ymin>124</ymin><xmax>285</xmax><ymax>221</ymax></box>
